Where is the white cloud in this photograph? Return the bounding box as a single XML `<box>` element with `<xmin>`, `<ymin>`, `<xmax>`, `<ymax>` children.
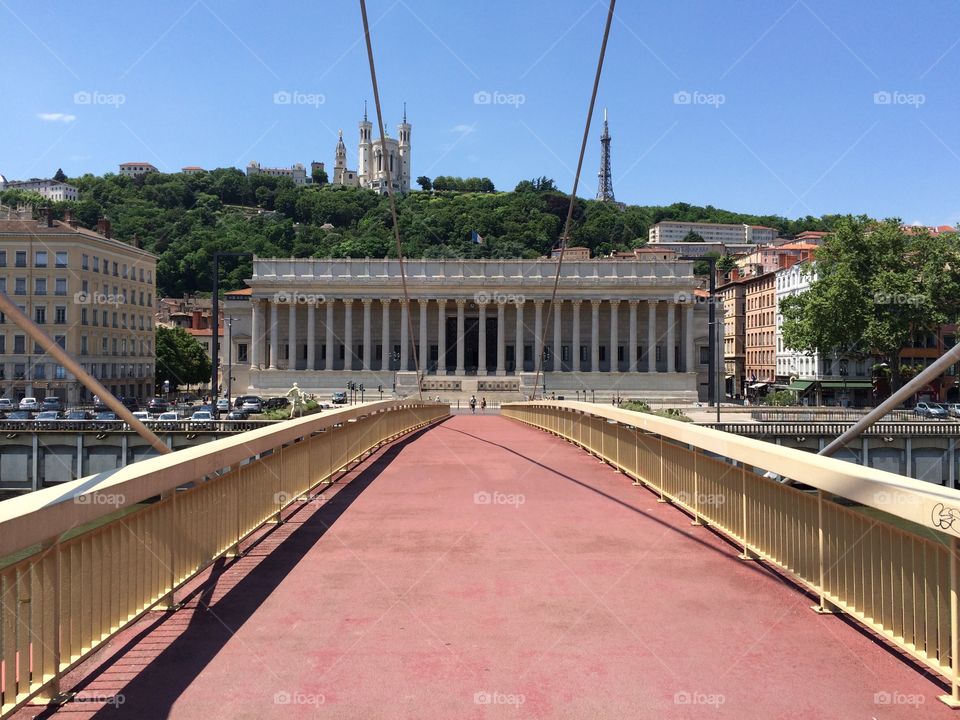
<box><xmin>450</xmin><ymin>123</ymin><xmax>476</xmax><ymax>135</ymax></box>
<box><xmin>37</xmin><ymin>112</ymin><xmax>76</xmax><ymax>123</ymax></box>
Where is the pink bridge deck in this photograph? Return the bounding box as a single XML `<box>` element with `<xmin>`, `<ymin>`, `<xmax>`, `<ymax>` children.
<box><xmin>16</xmin><ymin>415</ymin><xmax>953</xmax><ymax>719</ymax></box>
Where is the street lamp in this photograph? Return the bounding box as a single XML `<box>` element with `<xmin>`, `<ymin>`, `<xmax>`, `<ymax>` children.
<box><xmin>225</xmin><ymin>317</ymin><xmax>234</xmax><ymax>404</ymax></box>
<box><xmin>839</xmin><ymin>358</ymin><xmax>849</xmax><ymax>408</ymax></box>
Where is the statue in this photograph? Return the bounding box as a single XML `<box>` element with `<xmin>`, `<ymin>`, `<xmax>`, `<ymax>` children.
<box><xmin>286</xmin><ymin>382</ymin><xmax>307</xmax><ymax>418</ymax></box>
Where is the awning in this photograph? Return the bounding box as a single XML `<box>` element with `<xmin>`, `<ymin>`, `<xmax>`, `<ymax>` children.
<box><xmin>819</xmin><ymin>380</ymin><xmax>873</xmax><ymax>389</ymax></box>
<box><xmin>748</xmin><ymin>382</ymin><xmax>768</xmax><ymax>390</ymax></box>
<box><xmin>725</xmin><ymin>374</ymin><xmax>734</xmax><ymax>380</ymax></box>
<box><xmin>786</xmin><ymin>380</ymin><xmax>815</xmax><ymax>392</ymax></box>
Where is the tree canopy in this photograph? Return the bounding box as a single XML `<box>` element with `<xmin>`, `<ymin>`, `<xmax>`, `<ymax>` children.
<box><xmin>155</xmin><ymin>326</ymin><xmax>212</xmax><ymax>391</ymax></box>
<box><xmin>780</xmin><ymin>217</ymin><xmax>960</xmax><ymax>388</ymax></box>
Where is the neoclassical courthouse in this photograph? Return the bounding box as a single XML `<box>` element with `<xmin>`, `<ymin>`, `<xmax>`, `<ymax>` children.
<box><xmin>224</xmin><ymin>257</ymin><xmax>714</xmax><ymax>402</ymax></box>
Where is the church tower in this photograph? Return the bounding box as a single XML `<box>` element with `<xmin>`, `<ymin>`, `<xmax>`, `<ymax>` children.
<box><xmin>333</xmin><ymin>130</ymin><xmax>348</xmax><ymax>185</ymax></box>
<box><xmin>358</xmin><ymin>101</ymin><xmax>372</xmax><ymax>185</ymax></box>
<box><xmin>397</xmin><ymin>102</ymin><xmax>411</xmax><ymax>192</ymax></box>
<box><xmin>596</xmin><ymin>108</ymin><xmax>615</xmax><ymax>202</ymax></box>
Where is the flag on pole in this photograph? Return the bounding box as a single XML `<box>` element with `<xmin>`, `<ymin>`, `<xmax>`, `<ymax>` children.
<box><xmin>471</xmin><ymin>230</ymin><xmax>484</xmax><ymax>245</ymax></box>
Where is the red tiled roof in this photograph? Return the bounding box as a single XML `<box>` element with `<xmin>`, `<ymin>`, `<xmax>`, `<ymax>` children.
<box><xmin>225</xmin><ymin>287</ymin><xmax>252</xmax><ymax>296</ymax></box>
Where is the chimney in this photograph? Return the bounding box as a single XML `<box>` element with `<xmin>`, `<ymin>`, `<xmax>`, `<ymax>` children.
<box><xmin>45</xmin><ymin>206</ymin><xmax>53</xmax><ymax>227</ymax></box>
<box><xmin>97</xmin><ymin>217</ymin><xmax>112</xmax><ymax>238</ymax></box>
<box><xmin>191</xmin><ymin>309</ymin><xmax>203</xmax><ymax>329</ymax></box>
<box><xmin>131</xmin><ymin>233</ymin><xmax>140</xmax><ymax>248</ymax></box>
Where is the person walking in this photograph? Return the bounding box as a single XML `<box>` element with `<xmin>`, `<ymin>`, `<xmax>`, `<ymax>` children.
<box><xmin>469</xmin><ymin>395</ymin><xmax>477</xmax><ymax>414</ymax></box>
<box><xmin>480</xmin><ymin>397</ymin><xmax>487</xmax><ymax>414</ymax></box>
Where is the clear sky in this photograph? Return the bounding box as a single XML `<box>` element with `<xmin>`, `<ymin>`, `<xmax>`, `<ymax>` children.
<box><xmin>2</xmin><ymin>0</ymin><xmax>960</xmax><ymax>224</ymax></box>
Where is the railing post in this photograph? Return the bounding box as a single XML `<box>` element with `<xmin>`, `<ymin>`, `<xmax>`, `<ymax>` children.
<box><xmin>738</xmin><ymin>465</ymin><xmax>758</xmax><ymax>561</ymax></box>
<box><xmin>32</xmin><ymin>537</ymin><xmax>62</xmax><ymax>704</ymax></box>
<box><xmin>941</xmin><ymin>536</ymin><xmax>960</xmax><ymax>707</ymax></box>
<box><xmin>690</xmin><ymin>448</ymin><xmax>703</xmax><ymax>527</ymax></box>
<box><xmin>656</xmin><ymin>436</ymin><xmax>667</xmax><ymax>503</ymax></box>
<box><xmin>812</xmin><ymin>489</ymin><xmax>840</xmax><ymax>615</ymax></box>
<box><xmin>158</xmin><ymin>489</ymin><xmax>178</xmax><ymax>611</ymax></box>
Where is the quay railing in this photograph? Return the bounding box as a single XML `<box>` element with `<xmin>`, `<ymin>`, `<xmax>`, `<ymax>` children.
<box><xmin>0</xmin><ymin>400</ymin><xmax>447</xmax><ymax>717</ymax></box>
<box><xmin>702</xmin><ymin>420</ymin><xmax>960</xmax><ymax>437</ymax></box>
<box><xmin>503</xmin><ymin>400</ymin><xmax>960</xmax><ymax>707</ymax></box>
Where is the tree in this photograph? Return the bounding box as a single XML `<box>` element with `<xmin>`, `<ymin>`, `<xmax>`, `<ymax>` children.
<box><xmin>416</xmin><ymin>175</ymin><xmax>432</xmax><ymax>191</ymax></box>
<box><xmin>716</xmin><ymin>254</ymin><xmax>738</xmax><ymax>272</ymax></box>
<box><xmin>682</xmin><ymin>230</ymin><xmax>705</xmax><ymax>242</ymax></box>
<box><xmin>312</xmin><ymin>166</ymin><xmax>328</xmax><ymax>186</ymax></box>
<box><xmin>693</xmin><ymin>251</ymin><xmax>721</xmax><ymax>276</ymax></box>
<box><xmin>780</xmin><ymin>217</ymin><xmax>960</xmax><ymax>392</ymax></box>
<box><xmin>53</xmin><ymin>168</ymin><xmax>68</xmax><ymax>182</ymax></box>
<box><xmin>155</xmin><ymin>326</ymin><xmax>212</xmax><ymax>391</ymax></box>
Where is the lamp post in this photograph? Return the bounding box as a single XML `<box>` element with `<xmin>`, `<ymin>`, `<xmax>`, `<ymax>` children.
<box><xmin>225</xmin><ymin>317</ymin><xmax>234</xmax><ymax>403</ymax></box>
<box><xmin>839</xmin><ymin>358</ymin><xmax>849</xmax><ymax>408</ymax></box>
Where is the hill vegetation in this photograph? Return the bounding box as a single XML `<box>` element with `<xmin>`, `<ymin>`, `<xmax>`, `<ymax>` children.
<box><xmin>1</xmin><ymin>168</ymin><xmax>840</xmax><ymax>296</ymax></box>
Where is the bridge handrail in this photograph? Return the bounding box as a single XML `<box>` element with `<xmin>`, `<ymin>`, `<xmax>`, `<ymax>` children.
<box><xmin>700</xmin><ymin>421</ymin><xmax>960</xmax><ymax>437</ymax></box>
<box><xmin>503</xmin><ymin>400</ymin><xmax>960</xmax><ymax>702</ymax></box>
<box><xmin>0</xmin><ymin>399</ymin><xmax>448</xmax><ymax>716</ymax></box>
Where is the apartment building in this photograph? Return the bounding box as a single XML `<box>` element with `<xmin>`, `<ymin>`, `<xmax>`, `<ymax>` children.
<box><xmin>0</xmin><ymin>208</ymin><xmax>157</xmax><ymax>404</ymax></box>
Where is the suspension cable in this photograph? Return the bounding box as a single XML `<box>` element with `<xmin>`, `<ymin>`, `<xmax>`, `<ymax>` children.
<box><xmin>531</xmin><ymin>0</ymin><xmax>616</xmax><ymax>400</ymax></box>
<box><xmin>359</xmin><ymin>0</ymin><xmax>423</xmax><ymax>401</ymax></box>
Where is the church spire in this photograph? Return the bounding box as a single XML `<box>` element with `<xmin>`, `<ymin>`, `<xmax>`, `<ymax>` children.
<box><xmin>363</xmin><ymin>99</ymin><xmax>368</xmax><ymax>122</ymax></box>
<box><xmin>403</xmin><ymin>101</ymin><xmax>407</xmax><ymax>124</ymax></box>
<box><xmin>596</xmin><ymin>107</ymin><xmax>615</xmax><ymax>202</ymax></box>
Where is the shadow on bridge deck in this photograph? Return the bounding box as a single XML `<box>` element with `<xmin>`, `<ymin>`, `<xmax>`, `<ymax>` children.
<box><xmin>15</xmin><ymin>416</ymin><xmax>953</xmax><ymax>719</ymax></box>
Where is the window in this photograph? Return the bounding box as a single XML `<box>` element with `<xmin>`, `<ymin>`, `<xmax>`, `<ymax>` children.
<box><xmin>81</xmin><ymin>336</ymin><xmax>88</xmax><ymax>355</ymax></box>
<box><xmin>54</xmin><ymin>335</ymin><xmax>65</xmax><ymax>349</ymax></box>
<box><xmin>699</xmin><ymin>347</ymin><xmax>710</xmax><ymax>365</ymax></box>
<box><xmin>93</xmin><ymin>256</ymin><xmax>100</xmax><ymax>272</ymax></box>
<box><xmin>81</xmin><ymin>308</ymin><xmax>88</xmax><ymax>325</ymax></box>
<box><xmin>14</xmin><ymin>364</ymin><xmax>25</xmax><ymax>379</ymax></box>
<box><xmin>55</xmin><ymin>251</ymin><xmax>67</xmax><ymax>268</ymax></box>
<box><xmin>237</xmin><ymin>343</ymin><xmax>248</xmax><ymax>362</ymax></box>
<box><xmin>15</xmin><ymin>251</ymin><xmax>26</xmax><ymax>267</ymax></box>
<box><xmin>34</xmin><ymin>278</ymin><xmax>46</xmax><ymax>295</ymax></box>
<box><xmin>55</xmin><ymin>306</ymin><xmax>66</xmax><ymax>324</ymax></box>
<box><xmin>579</xmin><ymin>346</ymin><xmax>588</xmax><ymax>362</ymax></box>
<box><xmin>34</xmin><ymin>306</ymin><xmax>46</xmax><ymax>324</ymax></box>
<box><xmin>0</xmin><ymin>278</ymin><xmax>4</xmax><ymax>294</ymax></box>
<box><xmin>33</xmin><ymin>363</ymin><xmax>45</xmax><ymax>380</ymax></box>
<box><xmin>112</xmin><ymin>262</ymin><xmax>118</xmax><ymax>276</ymax></box>
<box><xmin>0</xmin><ymin>250</ymin><xmax>5</xmax><ymax>267</ymax></box>
<box><xmin>598</xmin><ymin>346</ymin><xmax>606</xmax><ymax>363</ymax></box>
<box><xmin>35</xmin><ymin>251</ymin><xmax>47</xmax><ymax>268</ymax></box>
<box><xmin>102</xmin><ymin>337</ymin><xmax>108</xmax><ymax>353</ymax></box>
<box><xmin>54</xmin><ymin>365</ymin><xmax>65</xmax><ymax>380</ymax></box>
<box><xmin>656</xmin><ymin>346</ymin><xmax>662</xmax><ymax>362</ymax></box>
<box><xmin>82</xmin><ymin>254</ymin><xmax>89</xmax><ymax>270</ymax></box>
<box><xmin>561</xmin><ymin>345</ymin><xmax>571</xmax><ymax>362</ymax></box>
<box><xmin>55</xmin><ymin>278</ymin><xmax>67</xmax><ymax>296</ymax></box>
<box><xmin>0</xmin><ymin>336</ymin><xmax>4</xmax><ymax>353</ymax></box>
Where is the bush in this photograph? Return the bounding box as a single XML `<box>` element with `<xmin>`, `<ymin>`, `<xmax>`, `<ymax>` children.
<box><xmin>621</xmin><ymin>401</ymin><xmax>691</xmax><ymax>422</ymax></box>
<box><xmin>762</xmin><ymin>390</ymin><xmax>795</xmax><ymax>407</ymax></box>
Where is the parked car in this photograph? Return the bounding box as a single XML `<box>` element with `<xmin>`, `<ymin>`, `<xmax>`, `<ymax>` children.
<box><xmin>3</xmin><ymin>410</ymin><xmax>32</xmax><ymax>429</ymax></box>
<box><xmin>131</xmin><ymin>411</ymin><xmax>151</xmax><ymax>422</ymax></box>
<box><xmin>263</xmin><ymin>397</ymin><xmax>289</xmax><ymax>410</ymax></box>
<box><xmin>216</xmin><ymin>398</ymin><xmax>231</xmax><ymax>413</ymax></box>
<box><xmin>35</xmin><ymin>410</ymin><xmax>61</xmax><ymax>429</ymax></box>
<box><xmin>19</xmin><ymin>397</ymin><xmax>40</xmax><ymax>411</ymax></box>
<box><xmin>226</xmin><ymin>409</ymin><xmax>249</xmax><ymax>421</ymax></box>
<box><xmin>119</xmin><ymin>396</ymin><xmax>140</xmax><ymax>412</ymax></box>
<box><xmin>63</xmin><ymin>410</ymin><xmax>93</xmax><ymax>429</ymax></box>
<box><xmin>155</xmin><ymin>411</ymin><xmax>181</xmax><ymax>429</ymax></box>
<box><xmin>241</xmin><ymin>397</ymin><xmax>263</xmax><ymax>413</ymax></box>
<box><xmin>93</xmin><ymin>411</ymin><xmax>120</xmax><ymax>429</ymax></box>
<box><xmin>914</xmin><ymin>401</ymin><xmax>948</xmax><ymax>419</ymax></box>
<box><xmin>41</xmin><ymin>396</ymin><xmax>63</xmax><ymax>412</ymax></box>
<box><xmin>0</xmin><ymin>398</ymin><xmax>14</xmax><ymax>411</ymax></box>
<box><xmin>331</xmin><ymin>391</ymin><xmax>348</xmax><ymax>405</ymax></box>
<box><xmin>945</xmin><ymin>403</ymin><xmax>960</xmax><ymax>419</ymax></box>
<box><xmin>189</xmin><ymin>410</ymin><xmax>215</xmax><ymax>429</ymax></box>
<box><xmin>147</xmin><ymin>398</ymin><xmax>171</xmax><ymax>414</ymax></box>
<box><xmin>235</xmin><ymin>395</ymin><xmax>261</xmax><ymax>408</ymax></box>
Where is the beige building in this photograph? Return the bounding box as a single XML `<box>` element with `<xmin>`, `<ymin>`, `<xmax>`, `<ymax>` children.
<box><xmin>118</xmin><ymin>163</ymin><xmax>158</xmax><ymax>178</ymax></box>
<box><xmin>223</xmin><ymin>257</ymin><xmax>717</xmax><ymax>403</ymax></box>
<box><xmin>648</xmin><ymin>221</ymin><xmax>777</xmax><ymax>245</ymax></box>
<box><xmin>0</xmin><ymin>208</ymin><xmax>157</xmax><ymax>404</ymax></box>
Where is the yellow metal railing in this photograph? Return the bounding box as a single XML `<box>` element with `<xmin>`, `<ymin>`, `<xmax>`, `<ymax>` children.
<box><xmin>0</xmin><ymin>400</ymin><xmax>447</xmax><ymax>717</ymax></box>
<box><xmin>503</xmin><ymin>401</ymin><xmax>960</xmax><ymax>707</ymax></box>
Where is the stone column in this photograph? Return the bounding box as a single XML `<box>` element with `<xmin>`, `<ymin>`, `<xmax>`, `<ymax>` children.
<box><xmin>343</xmin><ymin>299</ymin><xmax>354</xmax><ymax>371</ymax></box>
<box><xmin>249</xmin><ymin>300</ymin><xmax>260</xmax><ymax>369</ymax></box>
<box><xmin>685</xmin><ymin>302</ymin><xmax>695</xmax><ymax>372</ymax></box>
<box><xmin>419</xmin><ymin>300</ymin><xmax>428</xmax><ymax>373</ymax></box>
<box><xmin>455</xmin><ymin>299</ymin><xmax>466</xmax><ymax>375</ymax></box>
<box><xmin>666</xmin><ymin>302</ymin><xmax>676</xmax><ymax>373</ymax></box>
<box><xmin>268</xmin><ymin>301</ymin><xmax>278</xmax><ymax>369</ymax></box>
<box><xmin>381</xmin><ymin>299</ymin><xmax>391</xmax><ymax>371</ymax></box>
<box><xmin>437</xmin><ymin>299</ymin><xmax>446</xmax><ymax>375</ymax></box>
<box><xmin>288</xmin><ymin>302</ymin><xmax>297</xmax><ymax>370</ymax></box>
<box><xmin>609</xmin><ymin>300</ymin><xmax>619</xmax><ymax>372</ymax></box>
<box><xmin>306</xmin><ymin>302</ymin><xmax>316</xmax><ymax>370</ymax></box>
<box><xmin>514</xmin><ymin>300</ymin><xmax>524</xmax><ymax>373</ymax></box>
<box><xmin>362</xmin><ymin>299</ymin><xmax>373</xmax><ymax>371</ymax></box>
<box><xmin>571</xmin><ymin>300</ymin><xmax>582</xmax><ymax>372</ymax></box>
<box><xmin>590</xmin><ymin>300</ymin><xmax>601</xmax><ymax>373</ymax></box>
<box><xmin>496</xmin><ymin>302</ymin><xmax>506</xmax><ymax>375</ymax></box>
<box><xmin>628</xmin><ymin>300</ymin><xmax>638</xmax><ymax>372</ymax></box>
<box><xmin>553</xmin><ymin>299</ymin><xmax>562</xmax><ymax>371</ymax></box>
<box><xmin>477</xmin><ymin>302</ymin><xmax>487</xmax><ymax>375</ymax></box>
<box><xmin>399</xmin><ymin>301</ymin><xmax>409</xmax><ymax>371</ymax></box>
<box><xmin>325</xmin><ymin>300</ymin><xmax>334</xmax><ymax>370</ymax></box>
<box><xmin>534</xmin><ymin>300</ymin><xmax>544</xmax><ymax>372</ymax></box>
<box><xmin>647</xmin><ymin>300</ymin><xmax>657</xmax><ymax>373</ymax></box>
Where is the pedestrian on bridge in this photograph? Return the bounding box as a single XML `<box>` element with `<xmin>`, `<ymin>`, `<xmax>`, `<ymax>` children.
<box><xmin>469</xmin><ymin>395</ymin><xmax>477</xmax><ymax>414</ymax></box>
<box><xmin>480</xmin><ymin>397</ymin><xmax>487</xmax><ymax>413</ymax></box>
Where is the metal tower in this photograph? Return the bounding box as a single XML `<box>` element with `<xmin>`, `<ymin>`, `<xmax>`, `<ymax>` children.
<box><xmin>596</xmin><ymin>108</ymin><xmax>615</xmax><ymax>202</ymax></box>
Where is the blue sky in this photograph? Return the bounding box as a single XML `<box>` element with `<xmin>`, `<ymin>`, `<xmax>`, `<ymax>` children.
<box><xmin>3</xmin><ymin>0</ymin><xmax>960</xmax><ymax>224</ymax></box>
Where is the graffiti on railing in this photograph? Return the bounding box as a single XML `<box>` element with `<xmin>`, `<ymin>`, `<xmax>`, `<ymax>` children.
<box><xmin>931</xmin><ymin>502</ymin><xmax>960</xmax><ymax>536</ymax></box>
